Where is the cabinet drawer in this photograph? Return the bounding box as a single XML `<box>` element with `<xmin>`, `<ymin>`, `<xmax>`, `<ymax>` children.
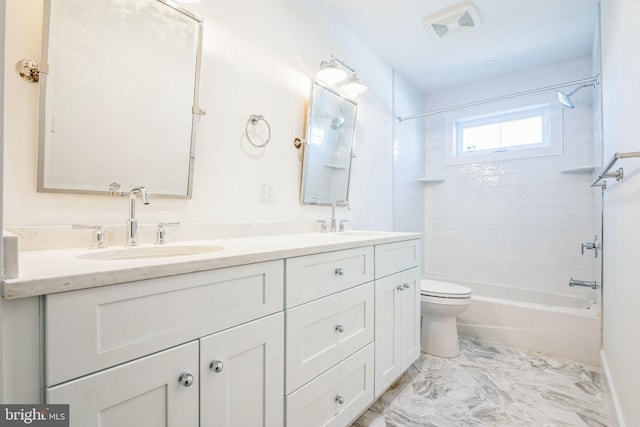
<box><xmin>46</xmin><ymin>260</ymin><xmax>284</xmax><ymax>386</ymax></box>
<box><xmin>374</xmin><ymin>239</ymin><xmax>420</xmax><ymax>279</ymax></box>
<box><xmin>286</xmin><ymin>246</ymin><xmax>373</xmax><ymax>307</ymax></box>
<box><xmin>286</xmin><ymin>283</ymin><xmax>374</xmax><ymax>393</ymax></box>
<box><xmin>47</xmin><ymin>341</ymin><xmax>199</xmax><ymax>427</ymax></box>
<box><xmin>286</xmin><ymin>342</ymin><xmax>374</xmax><ymax>427</ymax></box>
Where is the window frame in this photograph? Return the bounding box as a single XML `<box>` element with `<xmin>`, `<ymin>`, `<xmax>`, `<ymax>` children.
<box><xmin>444</xmin><ymin>93</ymin><xmax>564</xmax><ymax>166</ymax></box>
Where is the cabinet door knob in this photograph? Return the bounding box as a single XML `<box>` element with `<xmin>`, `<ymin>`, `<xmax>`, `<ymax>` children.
<box><xmin>397</xmin><ymin>284</ymin><xmax>404</xmax><ymax>291</ymax></box>
<box><xmin>403</xmin><ymin>283</ymin><xmax>411</xmax><ymax>289</ymax></box>
<box><xmin>210</xmin><ymin>360</ymin><xmax>224</xmax><ymax>373</ymax></box>
<box><xmin>335</xmin><ymin>395</ymin><xmax>345</xmax><ymax>405</ymax></box>
<box><xmin>335</xmin><ymin>267</ymin><xmax>345</xmax><ymax>276</ymax></box>
<box><xmin>178</xmin><ymin>372</ymin><xmax>194</xmax><ymax>387</ymax></box>
<box><xmin>335</xmin><ymin>324</ymin><xmax>345</xmax><ymax>333</ymax></box>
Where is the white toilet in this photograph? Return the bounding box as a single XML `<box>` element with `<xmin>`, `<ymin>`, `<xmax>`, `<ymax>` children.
<box><xmin>420</xmin><ymin>279</ymin><xmax>472</xmax><ymax>358</ymax></box>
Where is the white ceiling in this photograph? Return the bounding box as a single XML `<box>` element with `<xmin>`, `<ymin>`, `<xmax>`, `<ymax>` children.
<box><xmin>313</xmin><ymin>0</ymin><xmax>599</xmax><ymax>94</ymax></box>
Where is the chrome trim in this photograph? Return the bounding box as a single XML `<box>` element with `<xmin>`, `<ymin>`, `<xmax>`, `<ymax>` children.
<box><xmin>591</xmin><ymin>151</ymin><xmax>640</xmax><ymax>188</ymax></box>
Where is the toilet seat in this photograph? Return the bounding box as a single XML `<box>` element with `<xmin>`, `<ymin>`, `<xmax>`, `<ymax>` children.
<box><xmin>421</xmin><ymin>279</ymin><xmax>471</xmax><ymax>299</ymax></box>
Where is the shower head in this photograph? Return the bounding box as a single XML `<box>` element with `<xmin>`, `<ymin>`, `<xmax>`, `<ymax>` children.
<box><xmin>555</xmin><ymin>82</ymin><xmax>598</xmax><ymax>109</ymax></box>
<box><xmin>556</xmin><ymin>90</ymin><xmax>575</xmax><ymax>109</ymax></box>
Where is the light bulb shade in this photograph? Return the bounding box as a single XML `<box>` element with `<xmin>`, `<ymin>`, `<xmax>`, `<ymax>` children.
<box><xmin>340</xmin><ymin>73</ymin><xmax>367</xmax><ymax>98</ymax></box>
<box><xmin>316</xmin><ymin>59</ymin><xmax>348</xmax><ymax>85</ymax></box>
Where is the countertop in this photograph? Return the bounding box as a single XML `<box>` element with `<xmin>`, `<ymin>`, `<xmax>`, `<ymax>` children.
<box><xmin>2</xmin><ymin>231</ymin><xmax>421</xmax><ymax>299</ymax></box>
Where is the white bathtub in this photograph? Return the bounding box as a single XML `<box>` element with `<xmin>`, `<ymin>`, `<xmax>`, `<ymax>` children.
<box><xmin>443</xmin><ymin>279</ymin><xmax>601</xmax><ymax>366</ymax></box>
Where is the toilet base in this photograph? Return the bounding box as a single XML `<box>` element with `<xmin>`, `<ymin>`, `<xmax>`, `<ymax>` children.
<box><xmin>420</xmin><ymin>314</ymin><xmax>461</xmax><ymax>358</ymax></box>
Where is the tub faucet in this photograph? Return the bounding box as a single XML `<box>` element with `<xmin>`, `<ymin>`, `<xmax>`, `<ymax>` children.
<box><xmin>126</xmin><ymin>187</ymin><xmax>151</xmax><ymax>246</ymax></box>
<box><xmin>330</xmin><ymin>200</ymin><xmax>350</xmax><ymax>232</ymax></box>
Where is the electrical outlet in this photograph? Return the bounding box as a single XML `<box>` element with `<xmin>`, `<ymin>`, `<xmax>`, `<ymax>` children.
<box><xmin>258</xmin><ymin>182</ymin><xmax>273</xmax><ymax>202</ymax></box>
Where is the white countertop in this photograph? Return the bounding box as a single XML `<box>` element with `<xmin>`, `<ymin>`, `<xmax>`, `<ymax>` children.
<box><xmin>2</xmin><ymin>231</ymin><xmax>421</xmax><ymax>299</ymax></box>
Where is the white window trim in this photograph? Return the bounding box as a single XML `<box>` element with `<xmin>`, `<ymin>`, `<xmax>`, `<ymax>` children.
<box><xmin>444</xmin><ymin>93</ymin><xmax>564</xmax><ymax>166</ymax></box>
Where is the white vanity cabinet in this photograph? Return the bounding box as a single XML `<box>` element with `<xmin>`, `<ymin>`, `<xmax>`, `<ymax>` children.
<box><xmin>373</xmin><ymin>240</ymin><xmax>421</xmax><ymax>398</ymax></box>
<box><xmin>3</xmin><ymin>232</ymin><xmax>423</xmax><ymax>427</ymax></box>
<box><xmin>45</xmin><ymin>260</ymin><xmax>285</xmax><ymax>427</ymax></box>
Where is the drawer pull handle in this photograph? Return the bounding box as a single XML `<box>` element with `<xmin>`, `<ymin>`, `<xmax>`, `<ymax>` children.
<box><xmin>178</xmin><ymin>372</ymin><xmax>194</xmax><ymax>387</ymax></box>
<box><xmin>335</xmin><ymin>395</ymin><xmax>345</xmax><ymax>405</ymax></box>
<box><xmin>403</xmin><ymin>283</ymin><xmax>411</xmax><ymax>289</ymax></box>
<box><xmin>335</xmin><ymin>267</ymin><xmax>345</xmax><ymax>276</ymax></box>
<box><xmin>397</xmin><ymin>284</ymin><xmax>404</xmax><ymax>291</ymax></box>
<box><xmin>335</xmin><ymin>324</ymin><xmax>345</xmax><ymax>333</ymax></box>
<box><xmin>210</xmin><ymin>360</ymin><xmax>224</xmax><ymax>373</ymax></box>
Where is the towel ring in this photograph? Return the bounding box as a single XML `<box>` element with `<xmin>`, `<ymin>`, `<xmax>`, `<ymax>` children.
<box><xmin>246</xmin><ymin>114</ymin><xmax>271</xmax><ymax>148</ymax></box>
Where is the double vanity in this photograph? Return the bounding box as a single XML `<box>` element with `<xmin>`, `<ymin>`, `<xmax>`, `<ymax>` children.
<box><xmin>2</xmin><ymin>230</ymin><xmax>421</xmax><ymax>427</ymax></box>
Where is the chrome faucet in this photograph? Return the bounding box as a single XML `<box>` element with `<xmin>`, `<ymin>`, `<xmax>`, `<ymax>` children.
<box><xmin>126</xmin><ymin>187</ymin><xmax>151</xmax><ymax>246</ymax></box>
<box><xmin>330</xmin><ymin>200</ymin><xmax>350</xmax><ymax>232</ymax></box>
<box><xmin>581</xmin><ymin>236</ymin><xmax>601</xmax><ymax>258</ymax></box>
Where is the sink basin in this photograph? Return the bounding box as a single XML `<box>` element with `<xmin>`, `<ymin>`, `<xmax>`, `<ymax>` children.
<box><xmin>79</xmin><ymin>245</ymin><xmax>225</xmax><ymax>261</ymax></box>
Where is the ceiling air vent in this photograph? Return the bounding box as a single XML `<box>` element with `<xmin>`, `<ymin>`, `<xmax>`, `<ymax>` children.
<box><xmin>424</xmin><ymin>2</ymin><xmax>481</xmax><ymax>39</ymax></box>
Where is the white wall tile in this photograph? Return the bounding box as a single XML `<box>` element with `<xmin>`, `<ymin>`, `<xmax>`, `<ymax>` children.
<box><xmin>423</xmin><ymin>57</ymin><xmax>599</xmax><ymax>296</ymax></box>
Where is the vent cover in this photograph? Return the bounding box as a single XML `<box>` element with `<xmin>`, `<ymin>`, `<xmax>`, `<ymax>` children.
<box><xmin>424</xmin><ymin>2</ymin><xmax>481</xmax><ymax>39</ymax></box>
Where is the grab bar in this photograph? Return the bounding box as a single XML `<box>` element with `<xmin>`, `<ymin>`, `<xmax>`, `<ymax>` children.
<box><xmin>569</xmin><ymin>278</ymin><xmax>599</xmax><ymax>289</ymax></box>
<box><xmin>591</xmin><ymin>151</ymin><xmax>640</xmax><ymax>188</ymax></box>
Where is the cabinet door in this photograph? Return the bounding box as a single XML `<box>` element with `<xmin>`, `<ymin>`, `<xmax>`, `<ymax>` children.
<box><xmin>373</xmin><ymin>274</ymin><xmax>402</xmax><ymax>397</ymax></box>
<box><xmin>200</xmin><ymin>313</ymin><xmax>284</xmax><ymax>427</ymax></box>
<box><xmin>374</xmin><ymin>266</ymin><xmax>421</xmax><ymax>397</ymax></box>
<box><xmin>47</xmin><ymin>342</ymin><xmax>198</xmax><ymax>427</ymax></box>
<box><xmin>399</xmin><ymin>267</ymin><xmax>421</xmax><ymax>371</ymax></box>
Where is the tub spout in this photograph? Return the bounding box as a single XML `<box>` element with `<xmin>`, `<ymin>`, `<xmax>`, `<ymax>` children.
<box><xmin>569</xmin><ymin>278</ymin><xmax>599</xmax><ymax>289</ymax></box>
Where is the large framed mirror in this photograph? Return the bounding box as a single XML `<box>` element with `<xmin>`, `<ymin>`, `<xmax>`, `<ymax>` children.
<box><xmin>300</xmin><ymin>81</ymin><xmax>357</xmax><ymax>205</ymax></box>
<box><xmin>37</xmin><ymin>0</ymin><xmax>204</xmax><ymax>198</ymax></box>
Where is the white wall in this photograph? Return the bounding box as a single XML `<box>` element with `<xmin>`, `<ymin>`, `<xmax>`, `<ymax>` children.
<box><xmin>600</xmin><ymin>0</ymin><xmax>640</xmax><ymax>425</ymax></box>
<box><xmin>3</xmin><ymin>0</ymin><xmax>421</xmax><ymax>232</ymax></box>
<box><xmin>423</xmin><ymin>57</ymin><xmax>600</xmax><ymax>296</ymax></box>
<box><xmin>393</xmin><ymin>71</ymin><xmax>425</xmax><ymax>235</ymax></box>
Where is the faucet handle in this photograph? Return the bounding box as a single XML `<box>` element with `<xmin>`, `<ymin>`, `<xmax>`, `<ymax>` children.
<box><xmin>156</xmin><ymin>222</ymin><xmax>180</xmax><ymax>245</ymax></box>
<box><xmin>316</xmin><ymin>220</ymin><xmax>327</xmax><ymax>233</ymax></box>
<box><xmin>339</xmin><ymin>219</ymin><xmax>349</xmax><ymax>233</ymax></box>
<box><xmin>72</xmin><ymin>224</ymin><xmax>106</xmax><ymax>248</ymax></box>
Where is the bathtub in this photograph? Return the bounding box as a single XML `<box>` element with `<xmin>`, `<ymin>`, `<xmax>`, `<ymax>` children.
<box><xmin>441</xmin><ymin>279</ymin><xmax>602</xmax><ymax>366</ymax></box>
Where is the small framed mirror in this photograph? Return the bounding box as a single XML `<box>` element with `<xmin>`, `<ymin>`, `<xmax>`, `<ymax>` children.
<box><xmin>300</xmin><ymin>81</ymin><xmax>357</xmax><ymax>205</ymax></box>
<box><xmin>37</xmin><ymin>0</ymin><xmax>204</xmax><ymax>198</ymax></box>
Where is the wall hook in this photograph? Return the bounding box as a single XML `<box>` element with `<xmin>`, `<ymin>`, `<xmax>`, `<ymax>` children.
<box><xmin>16</xmin><ymin>59</ymin><xmax>42</xmax><ymax>83</ymax></box>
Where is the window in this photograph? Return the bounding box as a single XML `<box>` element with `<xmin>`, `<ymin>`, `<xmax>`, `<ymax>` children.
<box><xmin>444</xmin><ymin>97</ymin><xmax>563</xmax><ymax>165</ymax></box>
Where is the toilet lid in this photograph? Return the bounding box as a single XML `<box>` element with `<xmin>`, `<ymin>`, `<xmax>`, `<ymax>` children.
<box><xmin>421</xmin><ymin>279</ymin><xmax>471</xmax><ymax>298</ymax></box>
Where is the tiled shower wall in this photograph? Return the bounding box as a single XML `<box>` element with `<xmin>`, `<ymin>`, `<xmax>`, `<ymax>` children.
<box><xmin>424</xmin><ymin>56</ymin><xmax>601</xmax><ymax>296</ymax></box>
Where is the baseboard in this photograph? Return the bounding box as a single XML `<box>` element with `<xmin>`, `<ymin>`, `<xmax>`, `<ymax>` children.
<box><xmin>600</xmin><ymin>350</ymin><xmax>626</xmax><ymax>427</ymax></box>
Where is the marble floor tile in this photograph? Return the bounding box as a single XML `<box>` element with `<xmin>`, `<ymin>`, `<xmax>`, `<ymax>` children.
<box><xmin>353</xmin><ymin>337</ymin><xmax>609</xmax><ymax>427</ymax></box>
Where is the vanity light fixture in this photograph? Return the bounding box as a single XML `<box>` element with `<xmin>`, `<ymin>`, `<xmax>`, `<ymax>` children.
<box><xmin>317</xmin><ymin>57</ymin><xmax>348</xmax><ymax>85</ymax></box>
<box><xmin>316</xmin><ymin>55</ymin><xmax>368</xmax><ymax>98</ymax></box>
<box><xmin>340</xmin><ymin>72</ymin><xmax>367</xmax><ymax>98</ymax></box>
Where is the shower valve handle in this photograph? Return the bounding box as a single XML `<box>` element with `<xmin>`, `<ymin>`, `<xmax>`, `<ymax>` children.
<box><xmin>581</xmin><ymin>236</ymin><xmax>600</xmax><ymax>258</ymax></box>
